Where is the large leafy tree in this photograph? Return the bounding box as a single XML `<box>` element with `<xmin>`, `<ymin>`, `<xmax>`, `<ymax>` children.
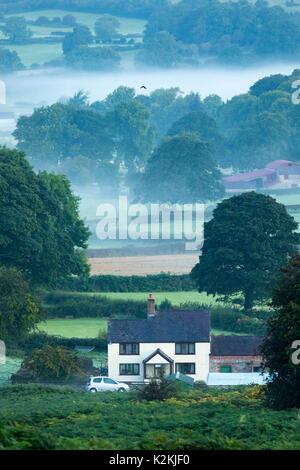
<box><xmin>0</xmin><ymin>47</ymin><xmax>24</xmax><ymax>73</ymax></box>
<box><xmin>94</xmin><ymin>15</ymin><xmax>120</xmax><ymax>42</ymax></box>
<box><xmin>0</xmin><ymin>266</ymin><xmax>42</xmax><ymax>343</ymax></box>
<box><xmin>135</xmin><ymin>133</ymin><xmax>225</xmax><ymax>203</ymax></box>
<box><xmin>2</xmin><ymin>16</ymin><xmax>32</xmax><ymax>44</ymax></box>
<box><xmin>62</xmin><ymin>24</ymin><xmax>93</xmax><ymax>54</ymax></box>
<box><xmin>191</xmin><ymin>192</ymin><xmax>299</xmax><ymax>311</ymax></box>
<box><xmin>13</xmin><ymin>103</ymin><xmax>114</xmax><ymax>167</ymax></box>
<box><xmin>261</xmin><ymin>254</ymin><xmax>300</xmax><ymax>409</ymax></box>
<box><xmin>106</xmin><ymin>100</ymin><xmax>156</xmax><ymax>174</ymax></box>
<box><xmin>167</xmin><ymin>110</ymin><xmax>226</xmax><ymax>164</ymax></box>
<box><xmin>0</xmin><ymin>147</ymin><xmax>90</xmax><ymax>285</ymax></box>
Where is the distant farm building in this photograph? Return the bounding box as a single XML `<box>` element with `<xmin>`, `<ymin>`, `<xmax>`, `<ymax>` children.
<box><xmin>223</xmin><ymin>160</ymin><xmax>300</xmax><ymax>192</ymax></box>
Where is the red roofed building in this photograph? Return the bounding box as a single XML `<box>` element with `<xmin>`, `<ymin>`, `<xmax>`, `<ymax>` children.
<box><xmin>223</xmin><ymin>160</ymin><xmax>300</xmax><ymax>192</ymax></box>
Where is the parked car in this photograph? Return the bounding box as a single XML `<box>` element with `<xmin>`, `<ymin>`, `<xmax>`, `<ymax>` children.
<box><xmin>86</xmin><ymin>376</ymin><xmax>130</xmax><ymax>392</ymax></box>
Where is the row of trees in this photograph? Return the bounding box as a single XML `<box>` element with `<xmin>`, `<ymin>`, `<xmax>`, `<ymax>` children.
<box><xmin>13</xmin><ymin>69</ymin><xmax>300</xmax><ymax>200</ymax></box>
<box><xmin>141</xmin><ymin>0</ymin><xmax>300</xmax><ymax>66</ymax></box>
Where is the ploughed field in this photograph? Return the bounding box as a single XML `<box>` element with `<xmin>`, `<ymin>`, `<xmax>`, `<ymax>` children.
<box><xmin>89</xmin><ymin>254</ymin><xmax>200</xmax><ymax>276</ymax></box>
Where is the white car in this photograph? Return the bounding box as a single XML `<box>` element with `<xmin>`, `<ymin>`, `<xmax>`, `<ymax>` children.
<box><xmin>86</xmin><ymin>376</ymin><xmax>130</xmax><ymax>393</ymax></box>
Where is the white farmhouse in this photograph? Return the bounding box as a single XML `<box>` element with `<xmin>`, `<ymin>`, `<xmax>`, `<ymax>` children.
<box><xmin>108</xmin><ymin>294</ymin><xmax>211</xmax><ymax>383</ymax></box>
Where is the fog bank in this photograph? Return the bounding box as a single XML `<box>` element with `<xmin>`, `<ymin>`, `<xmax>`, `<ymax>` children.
<box><xmin>4</xmin><ymin>62</ymin><xmax>300</xmax><ymax>111</ymax></box>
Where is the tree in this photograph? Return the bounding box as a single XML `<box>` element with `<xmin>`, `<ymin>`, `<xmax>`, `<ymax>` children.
<box><xmin>94</xmin><ymin>15</ymin><xmax>120</xmax><ymax>42</ymax></box>
<box><xmin>64</xmin><ymin>46</ymin><xmax>121</xmax><ymax>71</ymax></box>
<box><xmin>62</xmin><ymin>14</ymin><xmax>77</xmax><ymax>27</ymax></box>
<box><xmin>20</xmin><ymin>345</ymin><xmax>81</xmax><ymax>379</ymax></box>
<box><xmin>0</xmin><ymin>147</ymin><xmax>90</xmax><ymax>285</ymax></box>
<box><xmin>67</xmin><ymin>89</ymin><xmax>90</xmax><ymax>109</ymax></box>
<box><xmin>136</xmin><ymin>30</ymin><xmax>195</xmax><ymax>68</ymax></box>
<box><xmin>167</xmin><ymin>110</ymin><xmax>226</xmax><ymax>161</ymax></box>
<box><xmin>2</xmin><ymin>16</ymin><xmax>32</xmax><ymax>44</ymax></box>
<box><xmin>249</xmin><ymin>74</ymin><xmax>288</xmax><ymax>97</ymax></box>
<box><xmin>0</xmin><ymin>267</ymin><xmax>42</xmax><ymax>343</ymax></box>
<box><xmin>0</xmin><ymin>47</ymin><xmax>24</xmax><ymax>73</ymax></box>
<box><xmin>106</xmin><ymin>100</ymin><xmax>156</xmax><ymax>174</ymax></box>
<box><xmin>104</xmin><ymin>86</ymin><xmax>136</xmax><ymax>110</ymax></box>
<box><xmin>261</xmin><ymin>254</ymin><xmax>300</xmax><ymax>409</ymax></box>
<box><xmin>191</xmin><ymin>192</ymin><xmax>299</xmax><ymax>311</ymax></box>
<box><xmin>13</xmin><ymin>103</ymin><xmax>114</xmax><ymax>166</ymax></box>
<box><xmin>135</xmin><ymin>133</ymin><xmax>225</xmax><ymax>203</ymax></box>
<box><xmin>62</xmin><ymin>24</ymin><xmax>93</xmax><ymax>54</ymax></box>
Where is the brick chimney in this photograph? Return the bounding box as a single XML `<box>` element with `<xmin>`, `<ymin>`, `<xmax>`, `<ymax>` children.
<box><xmin>147</xmin><ymin>293</ymin><xmax>156</xmax><ymax>319</ymax></box>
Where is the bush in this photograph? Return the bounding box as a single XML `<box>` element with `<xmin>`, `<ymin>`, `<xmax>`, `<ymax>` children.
<box><xmin>138</xmin><ymin>376</ymin><xmax>177</xmax><ymax>401</ymax></box>
<box><xmin>19</xmin><ymin>345</ymin><xmax>81</xmax><ymax>379</ymax></box>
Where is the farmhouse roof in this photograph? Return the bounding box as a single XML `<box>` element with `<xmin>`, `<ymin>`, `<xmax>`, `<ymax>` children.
<box><xmin>266</xmin><ymin>160</ymin><xmax>300</xmax><ymax>169</ymax></box>
<box><xmin>210</xmin><ymin>335</ymin><xmax>264</xmax><ymax>356</ymax></box>
<box><xmin>222</xmin><ymin>168</ymin><xmax>275</xmax><ymax>183</ymax></box>
<box><xmin>108</xmin><ymin>310</ymin><xmax>210</xmax><ymax>344</ymax></box>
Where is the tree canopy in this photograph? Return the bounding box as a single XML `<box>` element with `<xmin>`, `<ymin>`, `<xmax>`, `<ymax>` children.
<box><xmin>94</xmin><ymin>15</ymin><xmax>120</xmax><ymax>42</ymax></box>
<box><xmin>191</xmin><ymin>192</ymin><xmax>300</xmax><ymax>311</ymax></box>
<box><xmin>261</xmin><ymin>254</ymin><xmax>300</xmax><ymax>409</ymax></box>
<box><xmin>0</xmin><ymin>147</ymin><xmax>90</xmax><ymax>285</ymax></box>
<box><xmin>135</xmin><ymin>133</ymin><xmax>225</xmax><ymax>203</ymax></box>
<box><xmin>0</xmin><ymin>266</ymin><xmax>42</xmax><ymax>343</ymax></box>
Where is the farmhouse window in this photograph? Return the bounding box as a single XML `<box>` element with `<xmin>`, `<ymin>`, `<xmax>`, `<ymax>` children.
<box><xmin>120</xmin><ymin>364</ymin><xmax>140</xmax><ymax>375</ymax></box>
<box><xmin>175</xmin><ymin>363</ymin><xmax>195</xmax><ymax>374</ymax></box>
<box><xmin>175</xmin><ymin>343</ymin><xmax>195</xmax><ymax>354</ymax></box>
<box><xmin>119</xmin><ymin>343</ymin><xmax>139</xmax><ymax>355</ymax></box>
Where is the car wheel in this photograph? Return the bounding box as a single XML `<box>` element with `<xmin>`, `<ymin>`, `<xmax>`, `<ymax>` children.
<box><xmin>89</xmin><ymin>388</ymin><xmax>97</xmax><ymax>393</ymax></box>
<box><xmin>118</xmin><ymin>387</ymin><xmax>126</xmax><ymax>392</ymax></box>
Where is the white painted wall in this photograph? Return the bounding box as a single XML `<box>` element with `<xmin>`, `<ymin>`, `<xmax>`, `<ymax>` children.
<box><xmin>108</xmin><ymin>341</ymin><xmax>210</xmax><ymax>383</ymax></box>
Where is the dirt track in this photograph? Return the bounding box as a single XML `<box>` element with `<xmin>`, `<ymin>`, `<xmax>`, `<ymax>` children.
<box><xmin>89</xmin><ymin>254</ymin><xmax>199</xmax><ymax>276</ymax></box>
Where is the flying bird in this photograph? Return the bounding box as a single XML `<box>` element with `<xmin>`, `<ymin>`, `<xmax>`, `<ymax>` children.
<box><xmin>140</xmin><ymin>86</ymin><xmax>147</xmax><ymax>89</ymax></box>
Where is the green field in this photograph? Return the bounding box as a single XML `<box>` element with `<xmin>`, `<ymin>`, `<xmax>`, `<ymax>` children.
<box><xmin>9</xmin><ymin>10</ymin><xmax>146</xmax><ymax>35</ymax></box>
<box><xmin>38</xmin><ymin>317</ymin><xmax>107</xmax><ymax>338</ymax></box>
<box><xmin>4</xmin><ymin>10</ymin><xmax>145</xmax><ymax>66</ymax></box>
<box><xmin>37</xmin><ymin>317</ymin><xmax>239</xmax><ymax>338</ymax></box>
<box><xmin>77</xmin><ymin>290</ymin><xmax>225</xmax><ymax>306</ymax></box>
<box><xmin>6</xmin><ymin>43</ymin><xmax>63</xmax><ymax>66</ymax></box>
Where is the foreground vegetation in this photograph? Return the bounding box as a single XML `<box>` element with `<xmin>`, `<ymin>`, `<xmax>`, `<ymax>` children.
<box><xmin>0</xmin><ymin>384</ymin><xmax>298</xmax><ymax>450</ymax></box>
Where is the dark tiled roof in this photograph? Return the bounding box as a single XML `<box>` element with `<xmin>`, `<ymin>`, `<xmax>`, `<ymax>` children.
<box><xmin>108</xmin><ymin>310</ymin><xmax>210</xmax><ymax>344</ymax></box>
<box><xmin>211</xmin><ymin>336</ymin><xmax>264</xmax><ymax>356</ymax></box>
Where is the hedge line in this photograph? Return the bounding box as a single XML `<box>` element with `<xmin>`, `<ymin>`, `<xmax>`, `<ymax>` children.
<box><xmin>44</xmin><ymin>292</ymin><xmax>147</xmax><ymax>319</ymax></box>
<box><xmin>55</xmin><ymin>274</ymin><xmax>196</xmax><ymax>292</ymax></box>
<box><xmin>43</xmin><ymin>293</ymin><xmax>268</xmax><ymax>335</ymax></box>
<box><xmin>19</xmin><ymin>332</ymin><xmax>107</xmax><ymax>354</ymax></box>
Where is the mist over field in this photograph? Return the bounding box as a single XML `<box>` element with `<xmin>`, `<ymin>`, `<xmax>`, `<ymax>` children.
<box><xmin>4</xmin><ymin>61</ymin><xmax>300</xmax><ymax>110</ymax></box>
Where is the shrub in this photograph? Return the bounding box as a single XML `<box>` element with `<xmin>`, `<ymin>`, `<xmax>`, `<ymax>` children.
<box><xmin>20</xmin><ymin>345</ymin><xmax>81</xmax><ymax>379</ymax></box>
<box><xmin>138</xmin><ymin>376</ymin><xmax>177</xmax><ymax>401</ymax></box>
